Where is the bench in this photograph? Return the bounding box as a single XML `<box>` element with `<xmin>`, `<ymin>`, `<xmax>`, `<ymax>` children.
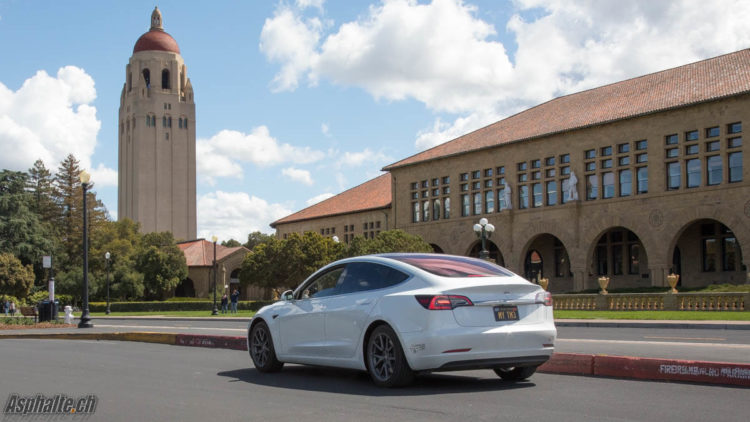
<box><xmin>19</xmin><ymin>306</ymin><xmax>38</xmax><ymax>322</ymax></box>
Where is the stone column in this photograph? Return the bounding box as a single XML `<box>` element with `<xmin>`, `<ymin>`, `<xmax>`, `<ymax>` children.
<box><xmin>571</xmin><ymin>267</ymin><xmax>586</xmax><ymax>292</ymax></box>
<box><xmin>649</xmin><ymin>264</ymin><xmax>670</xmax><ymax>287</ymax></box>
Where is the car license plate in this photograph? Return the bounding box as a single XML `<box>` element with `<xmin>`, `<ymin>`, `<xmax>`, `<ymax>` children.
<box><xmin>493</xmin><ymin>306</ymin><xmax>519</xmax><ymax>321</ymax></box>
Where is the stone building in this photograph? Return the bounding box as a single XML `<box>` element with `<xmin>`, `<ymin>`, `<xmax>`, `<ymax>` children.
<box><xmin>273</xmin><ymin>49</ymin><xmax>750</xmax><ymax>293</ymax></box>
<box><xmin>118</xmin><ymin>7</ymin><xmax>197</xmax><ymax>241</ymax></box>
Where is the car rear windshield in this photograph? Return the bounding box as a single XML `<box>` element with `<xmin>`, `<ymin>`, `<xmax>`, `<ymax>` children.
<box><xmin>388</xmin><ymin>254</ymin><xmax>513</xmax><ymax>278</ymax></box>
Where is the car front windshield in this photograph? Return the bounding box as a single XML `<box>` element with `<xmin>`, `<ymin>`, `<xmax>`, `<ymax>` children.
<box><xmin>387</xmin><ymin>254</ymin><xmax>513</xmax><ymax>278</ymax></box>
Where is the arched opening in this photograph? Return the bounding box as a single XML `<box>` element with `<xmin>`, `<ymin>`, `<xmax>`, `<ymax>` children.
<box><xmin>672</xmin><ymin>247</ymin><xmax>682</xmax><ymax>286</ymax></box>
<box><xmin>430</xmin><ymin>244</ymin><xmax>444</xmax><ymax>253</ymax></box>
<box><xmin>174</xmin><ymin>278</ymin><xmax>195</xmax><ymax>297</ymax></box>
<box><xmin>521</xmin><ymin>234</ymin><xmax>572</xmax><ymax>292</ymax></box>
<box><xmin>142</xmin><ymin>68</ymin><xmax>150</xmax><ymax>88</ymax></box>
<box><xmin>589</xmin><ymin>227</ymin><xmax>648</xmax><ymax>290</ymax></box>
<box><xmin>128</xmin><ymin>72</ymin><xmax>132</xmax><ymax>92</ymax></box>
<box><xmin>468</xmin><ymin>241</ymin><xmax>504</xmax><ymax>266</ymax></box>
<box><xmin>162</xmin><ymin>69</ymin><xmax>170</xmax><ymax>90</ymax></box>
<box><xmin>670</xmin><ymin>219</ymin><xmax>744</xmax><ymax>288</ymax></box>
<box><xmin>524</xmin><ymin>250</ymin><xmax>542</xmax><ymax>282</ymax></box>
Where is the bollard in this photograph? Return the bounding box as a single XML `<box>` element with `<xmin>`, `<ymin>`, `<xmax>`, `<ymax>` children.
<box><xmin>64</xmin><ymin>306</ymin><xmax>73</xmax><ymax>324</ymax></box>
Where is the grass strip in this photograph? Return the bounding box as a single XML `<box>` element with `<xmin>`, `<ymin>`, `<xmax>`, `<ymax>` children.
<box><xmin>555</xmin><ymin>310</ymin><xmax>750</xmax><ymax>321</ymax></box>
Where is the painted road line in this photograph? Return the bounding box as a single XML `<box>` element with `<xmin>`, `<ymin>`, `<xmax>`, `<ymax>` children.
<box><xmin>642</xmin><ymin>336</ymin><xmax>727</xmax><ymax>341</ymax></box>
<box><xmin>557</xmin><ymin>338</ymin><xmax>750</xmax><ymax>349</ymax></box>
<box><xmin>95</xmin><ymin>324</ymin><xmax>245</xmax><ymax>332</ymax></box>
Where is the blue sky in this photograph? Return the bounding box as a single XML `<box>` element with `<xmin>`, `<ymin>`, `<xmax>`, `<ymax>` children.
<box><xmin>1</xmin><ymin>0</ymin><xmax>749</xmax><ymax>242</ymax></box>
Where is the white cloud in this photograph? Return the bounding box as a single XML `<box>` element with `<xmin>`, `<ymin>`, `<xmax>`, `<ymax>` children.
<box><xmin>282</xmin><ymin>167</ymin><xmax>314</xmax><ymax>185</ymax></box>
<box><xmin>196</xmin><ymin>127</ymin><xmax>325</xmax><ymax>184</ymax></box>
<box><xmin>321</xmin><ymin>122</ymin><xmax>330</xmax><ymax>136</ymax></box>
<box><xmin>336</xmin><ymin>148</ymin><xmax>392</xmax><ymax>168</ymax></box>
<box><xmin>261</xmin><ymin>0</ymin><xmax>750</xmax><ymax>152</ymax></box>
<box><xmin>306</xmin><ymin>192</ymin><xmax>334</xmax><ymax>206</ymax></box>
<box><xmin>297</xmin><ymin>0</ymin><xmax>325</xmax><ymax>11</ymax></box>
<box><xmin>88</xmin><ymin>163</ymin><xmax>118</xmax><ymax>188</ymax></box>
<box><xmin>197</xmin><ymin>191</ymin><xmax>292</xmax><ymax>240</ymax></box>
<box><xmin>0</xmin><ymin>66</ymin><xmax>101</xmax><ymax>172</ymax></box>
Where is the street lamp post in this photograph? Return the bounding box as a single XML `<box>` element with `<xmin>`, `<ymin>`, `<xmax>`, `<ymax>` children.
<box><xmin>211</xmin><ymin>236</ymin><xmax>219</xmax><ymax>315</ymax></box>
<box><xmin>78</xmin><ymin>170</ymin><xmax>93</xmax><ymax>328</ymax></box>
<box><xmin>473</xmin><ymin>218</ymin><xmax>496</xmax><ymax>261</ymax></box>
<box><xmin>105</xmin><ymin>251</ymin><xmax>111</xmax><ymax>315</ymax></box>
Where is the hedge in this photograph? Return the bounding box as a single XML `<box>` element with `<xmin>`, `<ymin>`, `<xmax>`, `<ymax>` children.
<box><xmin>88</xmin><ymin>300</ymin><xmax>273</xmax><ymax>313</ymax></box>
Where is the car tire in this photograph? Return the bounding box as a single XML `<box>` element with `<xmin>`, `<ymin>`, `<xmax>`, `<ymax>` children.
<box><xmin>494</xmin><ymin>365</ymin><xmax>537</xmax><ymax>381</ymax></box>
<box><xmin>249</xmin><ymin>321</ymin><xmax>284</xmax><ymax>373</ymax></box>
<box><xmin>366</xmin><ymin>325</ymin><xmax>415</xmax><ymax>388</ymax></box>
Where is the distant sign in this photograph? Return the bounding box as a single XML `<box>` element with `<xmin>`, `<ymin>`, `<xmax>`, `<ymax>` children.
<box><xmin>43</xmin><ymin>256</ymin><xmax>52</xmax><ymax>269</ymax></box>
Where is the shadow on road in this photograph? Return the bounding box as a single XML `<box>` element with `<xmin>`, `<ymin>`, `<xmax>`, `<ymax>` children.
<box><xmin>217</xmin><ymin>365</ymin><xmax>535</xmax><ymax>396</ymax></box>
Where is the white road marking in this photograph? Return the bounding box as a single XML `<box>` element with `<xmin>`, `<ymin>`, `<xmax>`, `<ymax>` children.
<box><xmin>557</xmin><ymin>338</ymin><xmax>750</xmax><ymax>349</ymax></box>
<box><xmin>643</xmin><ymin>336</ymin><xmax>726</xmax><ymax>341</ymax></box>
<box><xmin>96</xmin><ymin>324</ymin><xmax>245</xmax><ymax>332</ymax></box>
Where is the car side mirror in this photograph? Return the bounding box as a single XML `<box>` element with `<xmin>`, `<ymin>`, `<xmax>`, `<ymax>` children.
<box><xmin>282</xmin><ymin>290</ymin><xmax>294</xmax><ymax>301</ymax></box>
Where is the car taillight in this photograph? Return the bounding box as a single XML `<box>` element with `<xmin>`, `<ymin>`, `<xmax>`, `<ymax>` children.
<box><xmin>535</xmin><ymin>291</ymin><xmax>553</xmax><ymax>306</ymax></box>
<box><xmin>415</xmin><ymin>295</ymin><xmax>473</xmax><ymax>310</ymax></box>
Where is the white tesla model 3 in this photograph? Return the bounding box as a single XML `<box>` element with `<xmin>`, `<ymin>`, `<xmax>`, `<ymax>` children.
<box><xmin>247</xmin><ymin>253</ymin><xmax>556</xmax><ymax>387</ymax></box>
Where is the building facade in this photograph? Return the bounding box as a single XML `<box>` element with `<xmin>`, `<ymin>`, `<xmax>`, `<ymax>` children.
<box><xmin>273</xmin><ymin>50</ymin><xmax>750</xmax><ymax>293</ymax></box>
<box><xmin>118</xmin><ymin>7</ymin><xmax>197</xmax><ymax>241</ymax></box>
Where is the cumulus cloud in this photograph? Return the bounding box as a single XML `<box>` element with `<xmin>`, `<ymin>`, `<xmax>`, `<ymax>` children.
<box><xmin>282</xmin><ymin>167</ymin><xmax>314</xmax><ymax>185</ymax></box>
<box><xmin>306</xmin><ymin>192</ymin><xmax>335</xmax><ymax>206</ymax></box>
<box><xmin>297</xmin><ymin>0</ymin><xmax>325</xmax><ymax>11</ymax></box>
<box><xmin>335</xmin><ymin>148</ymin><xmax>392</xmax><ymax>168</ymax></box>
<box><xmin>0</xmin><ymin>66</ymin><xmax>101</xmax><ymax>171</ymax></box>
<box><xmin>260</xmin><ymin>0</ymin><xmax>750</xmax><ymax>151</ymax></box>
<box><xmin>321</xmin><ymin>123</ymin><xmax>330</xmax><ymax>136</ymax></box>
<box><xmin>89</xmin><ymin>163</ymin><xmax>118</xmax><ymax>188</ymax></box>
<box><xmin>196</xmin><ymin>126</ymin><xmax>325</xmax><ymax>184</ymax></box>
<box><xmin>197</xmin><ymin>191</ymin><xmax>292</xmax><ymax>240</ymax></box>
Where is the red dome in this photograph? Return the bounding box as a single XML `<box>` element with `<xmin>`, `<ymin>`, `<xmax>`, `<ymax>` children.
<box><xmin>133</xmin><ymin>30</ymin><xmax>180</xmax><ymax>54</ymax></box>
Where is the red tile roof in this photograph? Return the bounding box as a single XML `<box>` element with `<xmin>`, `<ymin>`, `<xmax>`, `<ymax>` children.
<box><xmin>271</xmin><ymin>173</ymin><xmax>391</xmax><ymax>227</ymax></box>
<box><xmin>133</xmin><ymin>30</ymin><xmax>180</xmax><ymax>54</ymax></box>
<box><xmin>177</xmin><ymin>239</ymin><xmax>247</xmax><ymax>267</ymax></box>
<box><xmin>384</xmin><ymin>49</ymin><xmax>750</xmax><ymax>170</ymax></box>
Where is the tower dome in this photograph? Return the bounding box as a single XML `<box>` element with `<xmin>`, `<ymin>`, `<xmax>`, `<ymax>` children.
<box><xmin>133</xmin><ymin>7</ymin><xmax>180</xmax><ymax>54</ymax></box>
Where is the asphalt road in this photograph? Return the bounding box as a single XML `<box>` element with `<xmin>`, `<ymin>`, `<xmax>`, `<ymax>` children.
<box><xmin>1</xmin><ymin>339</ymin><xmax>747</xmax><ymax>422</ymax></box>
<box><xmin>82</xmin><ymin>317</ymin><xmax>750</xmax><ymax>363</ymax></box>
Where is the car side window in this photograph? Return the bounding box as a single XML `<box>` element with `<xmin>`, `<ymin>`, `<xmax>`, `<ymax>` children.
<box><xmin>338</xmin><ymin>262</ymin><xmax>409</xmax><ymax>295</ymax></box>
<box><xmin>299</xmin><ymin>267</ymin><xmax>345</xmax><ymax>299</ymax></box>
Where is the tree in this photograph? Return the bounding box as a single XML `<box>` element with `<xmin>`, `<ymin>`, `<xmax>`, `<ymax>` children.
<box><xmin>343</xmin><ymin>230</ymin><xmax>433</xmax><ymax>257</ymax></box>
<box><xmin>0</xmin><ymin>252</ymin><xmax>35</xmax><ymax>299</ymax></box>
<box><xmin>221</xmin><ymin>239</ymin><xmax>242</xmax><ymax>247</ymax></box>
<box><xmin>27</xmin><ymin>159</ymin><xmax>60</xmax><ymax>226</ymax></box>
<box><xmin>90</xmin><ymin>219</ymin><xmax>144</xmax><ymax>300</ymax></box>
<box><xmin>244</xmin><ymin>231</ymin><xmax>276</xmax><ymax>251</ymax></box>
<box><xmin>135</xmin><ymin>232</ymin><xmax>187</xmax><ymax>299</ymax></box>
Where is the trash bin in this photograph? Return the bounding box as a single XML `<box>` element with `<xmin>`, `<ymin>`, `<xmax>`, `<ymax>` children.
<box><xmin>37</xmin><ymin>300</ymin><xmax>59</xmax><ymax>322</ymax></box>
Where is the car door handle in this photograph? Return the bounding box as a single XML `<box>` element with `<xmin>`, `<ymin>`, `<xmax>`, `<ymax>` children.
<box><xmin>356</xmin><ymin>299</ymin><xmax>372</xmax><ymax>305</ymax></box>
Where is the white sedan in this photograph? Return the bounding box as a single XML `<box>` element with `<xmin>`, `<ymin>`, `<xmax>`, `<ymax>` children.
<box><xmin>247</xmin><ymin>253</ymin><xmax>556</xmax><ymax>387</ymax></box>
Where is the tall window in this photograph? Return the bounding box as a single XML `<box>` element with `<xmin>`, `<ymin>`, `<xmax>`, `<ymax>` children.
<box><xmin>412</xmin><ymin>202</ymin><xmax>420</xmax><ymax>223</ymax></box>
<box><xmin>443</xmin><ymin>197</ymin><xmax>450</xmax><ymax>219</ymax></box>
<box><xmin>485</xmin><ymin>191</ymin><xmax>494</xmax><ymax>213</ymax></box>
<box><xmin>473</xmin><ymin>193</ymin><xmax>482</xmax><ymax>215</ymax></box>
<box><xmin>702</xmin><ymin>223</ymin><xmax>738</xmax><ymax>272</ymax></box>
<box><xmin>497</xmin><ymin>188</ymin><xmax>507</xmax><ymax>210</ymax></box>
<box><xmin>707</xmin><ymin>155</ymin><xmax>722</xmax><ymax>185</ymax></box>
<box><xmin>637</xmin><ymin>167</ymin><xmax>648</xmax><ymax>193</ymax></box>
<box><xmin>729</xmin><ymin>152</ymin><xmax>742</xmax><ymax>182</ymax></box>
<box><xmin>519</xmin><ymin>185</ymin><xmax>529</xmax><ymax>209</ymax></box>
<box><xmin>422</xmin><ymin>201</ymin><xmax>429</xmax><ymax>222</ymax></box>
<box><xmin>432</xmin><ymin>200</ymin><xmax>440</xmax><ymax>221</ymax></box>
<box><xmin>667</xmin><ymin>162</ymin><xmax>680</xmax><ymax>190</ymax></box>
<box><xmin>532</xmin><ymin>183</ymin><xmax>542</xmax><ymax>207</ymax></box>
<box><xmin>546</xmin><ymin>181</ymin><xmax>557</xmax><ymax>205</ymax></box>
<box><xmin>628</xmin><ymin>244</ymin><xmax>640</xmax><ymax>274</ymax></box>
<box><xmin>162</xmin><ymin>69</ymin><xmax>170</xmax><ymax>89</ymax></box>
<box><xmin>686</xmin><ymin>158</ymin><xmax>701</xmax><ymax>188</ymax></box>
<box><xmin>619</xmin><ymin>169</ymin><xmax>632</xmax><ymax>197</ymax></box>
<box><xmin>602</xmin><ymin>172</ymin><xmax>614</xmax><ymax>199</ymax></box>
<box><xmin>587</xmin><ymin>174</ymin><xmax>598</xmax><ymax>200</ymax></box>
<box><xmin>461</xmin><ymin>194</ymin><xmax>470</xmax><ymax>217</ymax></box>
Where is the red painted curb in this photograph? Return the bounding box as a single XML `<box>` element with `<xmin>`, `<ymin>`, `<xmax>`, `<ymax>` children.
<box><xmin>539</xmin><ymin>353</ymin><xmax>594</xmax><ymax>375</ymax></box>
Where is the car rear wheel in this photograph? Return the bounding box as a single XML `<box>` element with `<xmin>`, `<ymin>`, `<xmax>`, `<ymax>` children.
<box><xmin>249</xmin><ymin>321</ymin><xmax>283</xmax><ymax>372</ymax></box>
<box><xmin>366</xmin><ymin>325</ymin><xmax>415</xmax><ymax>387</ymax></box>
<box><xmin>494</xmin><ymin>365</ymin><xmax>537</xmax><ymax>381</ymax></box>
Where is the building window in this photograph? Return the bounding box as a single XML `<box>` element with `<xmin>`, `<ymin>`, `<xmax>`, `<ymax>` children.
<box><xmin>184</xmin><ymin>118</ymin><xmax>188</xmax><ymax>129</ymax></box>
<box><xmin>635</xmin><ymin>139</ymin><xmax>648</xmax><ymax>150</ymax></box>
<box><xmin>519</xmin><ymin>185</ymin><xmax>529</xmax><ymax>209</ymax></box>
<box><xmin>432</xmin><ymin>188</ymin><xmax>439</xmax><ymax>197</ymax></box>
<box><xmin>545</xmin><ymin>156</ymin><xmax>555</xmax><ymax>166</ymax></box>
<box><xmin>602</xmin><ymin>172</ymin><xmax>614</xmax><ymax>198</ymax></box>
<box><xmin>707</xmin><ymin>155</ymin><xmax>722</xmax><ymax>186</ymax></box>
<box><xmin>703</xmin><ymin>238</ymin><xmax>718</xmax><ymax>272</ymax></box>
<box><xmin>518</xmin><ymin>174</ymin><xmax>528</xmax><ymax>182</ymax></box>
<box><xmin>637</xmin><ymin>167</ymin><xmax>648</xmax><ymax>194</ymax></box>
<box><xmin>412</xmin><ymin>202</ymin><xmax>420</xmax><ymax>223</ymax></box>
<box><xmin>421</xmin><ymin>180</ymin><xmax>429</xmax><ymax>188</ymax></box>
<box><xmin>601</xmin><ymin>146</ymin><xmax>612</xmax><ymax>156</ymax></box>
<box><xmin>618</xmin><ymin>156</ymin><xmax>630</xmax><ymax>166</ymax></box>
<box><xmin>618</xmin><ymin>143</ymin><xmax>630</xmax><ymax>153</ymax></box>
<box><xmin>472</xmin><ymin>181</ymin><xmax>481</xmax><ymax>190</ymax></box>
<box><xmin>706</xmin><ymin>141</ymin><xmax>720</xmax><ymax>152</ymax></box>
<box><xmin>443</xmin><ymin>197</ymin><xmax>450</xmax><ymax>219</ymax></box>
<box><xmin>619</xmin><ymin>169</ymin><xmax>632</xmax><ymax>197</ymax></box>
<box><xmin>484</xmin><ymin>180</ymin><xmax>493</xmax><ymax>188</ymax></box>
<box><xmin>612</xmin><ymin>245</ymin><xmax>624</xmax><ymax>275</ymax></box>
<box><xmin>422</xmin><ymin>201</ymin><xmax>430</xmax><ymax>222</ymax></box>
<box><xmin>706</xmin><ymin>126</ymin><xmax>720</xmax><ymax>138</ymax></box>
<box><xmin>485</xmin><ymin>191</ymin><xmax>494</xmax><ymax>213</ymax></box>
<box><xmin>636</xmin><ymin>153</ymin><xmax>647</xmax><ymax>163</ymax></box>
<box><xmin>729</xmin><ymin>152</ymin><xmax>743</xmax><ymax>182</ymax></box>
<box><xmin>596</xmin><ymin>245</ymin><xmax>608</xmax><ymax>275</ymax></box>
<box><xmin>667</xmin><ymin>162</ymin><xmax>680</xmax><ymax>190</ymax></box>
<box><xmin>546</xmin><ymin>181</ymin><xmax>557</xmax><ymax>206</ymax></box>
<box><xmin>344</xmin><ymin>225</ymin><xmax>348</xmax><ymax>233</ymax></box>
<box><xmin>473</xmin><ymin>193</ymin><xmax>482</xmax><ymax>215</ymax></box>
<box><xmin>433</xmin><ymin>200</ymin><xmax>440</xmax><ymax>221</ymax></box>
<box><xmin>432</xmin><ymin>178</ymin><xmax>439</xmax><ymax>186</ymax></box>
<box><xmin>560</xmin><ymin>154</ymin><xmax>570</xmax><ymax>163</ymax></box>
<box><xmin>163</xmin><ymin>116</ymin><xmax>167</xmax><ymax>127</ymax></box>
<box><xmin>728</xmin><ymin>122</ymin><xmax>742</xmax><ymax>134</ymax></box>
<box><xmin>178</xmin><ymin>118</ymin><xmax>183</xmax><ymax>129</ymax></box>
<box><xmin>472</xmin><ymin>170</ymin><xmax>481</xmax><ymax>179</ymax></box>
<box><xmin>442</xmin><ymin>176</ymin><xmax>450</xmax><ymax>184</ymax></box>
<box><xmin>665</xmin><ymin>134</ymin><xmax>678</xmax><ymax>145</ymax></box>
<box><xmin>532</xmin><ymin>171</ymin><xmax>541</xmax><ymax>180</ymax></box>
<box><xmin>532</xmin><ymin>183</ymin><xmax>542</xmax><ymax>208</ymax></box>
<box><xmin>518</xmin><ymin>162</ymin><xmax>527</xmax><ymax>171</ymax></box>
<box><xmin>484</xmin><ymin>168</ymin><xmax>493</xmax><ymax>177</ymax></box>
<box><xmin>586</xmin><ymin>162</ymin><xmax>596</xmax><ymax>172</ymax></box>
<box><xmin>411</xmin><ymin>182</ymin><xmax>418</xmax><ymax>190</ymax></box>
<box><xmin>723</xmin><ymin>237</ymin><xmax>738</xmax><ymax>271</ymax></box>
<box><xmin>461</xmin><ymin>194</ymin><xmax>470</xmax><ymax>217</ymax></box>
<box><xmin>442</xmin><ymin>186</ymin><xmax>450</xmax><ymax>194</ymax></box>
<box><xmin>376</xmin><ymin>221</ymin><xmax>381</xmax><ymax>228</ymax></box>
<box><xmin>460</xmin><ymin>183</ymin><xmax>468</xmax><ymax>192</ymax></box>
<box><xmin>585</xmin><ymin>149</ymin><xmax>596</xmax><ymax>159</ymax></box>
<box><xmin>460</xmin><ymin>173</ymin><xmax>469</xmax><ymax>181</ymax></box>
<box><xmin>685</xmin><ymin>144</ymin><xmax>699</xmax><ymax>155</ymax></box>
<box><xmin>686</xmin><ymin>158</ymin><xmax>701</xmax><ymax>188</ymax></box>
<box><xmin>497</xmin><ymin>188</ymin><xmax>507</xmax><ymax>211</ymax></box>
<box><xmin>586</xmin><ymin>174</ymin><xmax>598</xmax><ymax>200</ymax></box>
<box><xmin>628</xmin><ymin>244</ymin><xmax>640</xmax><ymax>275</ymax></box>
<box><xmin>546</xmin><ymin>169</ymin><xmax>556</xmax><ymax>178</ymax></box>
<box><xmin>561</xmin><ymin>166</ymin><xmax>571</xmax><ymax>175</ymax></box>
<box><xmin>531</xmin><ymin>159</ymin><xmax>541</xmax><ymax>169</ymax></box>
<box><xmin>666</xmin><ymin>148</ymin><xmax>678</xmax><ymax>158</ymax></box>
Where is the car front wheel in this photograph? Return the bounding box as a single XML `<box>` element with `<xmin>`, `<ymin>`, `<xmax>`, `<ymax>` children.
<box><xmin>249</xmin><ymin>321</ymin><xmax>284</xmax><ymax>372</ymax></box>
<box><xmin>494</xmin><ymin>365</ymin><xmax>537</xmax><ymax>381</ymax></box>
<box><xmin>366</xmin><ymin>325</ymin><xmax>414</xmax><ymax>387</ymax></box>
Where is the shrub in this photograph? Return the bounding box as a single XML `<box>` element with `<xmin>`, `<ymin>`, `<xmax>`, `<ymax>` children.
<box><xmin>88</xmin><ymin>300</ymin><xmax>272</xmax><ymax>313</ymax></box>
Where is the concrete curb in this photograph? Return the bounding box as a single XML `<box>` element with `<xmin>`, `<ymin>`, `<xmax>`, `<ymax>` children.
<box><xmin>3</xmin><ymin>332</ymin><xmax>748</xmax><ymax>387</ymax></box>
<box><xmin>555</xmin><ymin>320</ymin><xmax>750</xmax><ymax>330</ymax></box>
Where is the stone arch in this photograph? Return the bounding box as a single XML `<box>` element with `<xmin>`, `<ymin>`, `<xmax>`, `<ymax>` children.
<box><xmin>467</xmin><ymin>240</ymin><xmax>505</xmax><ymax>266</ymax></box>
<box><xmin>142</xmin><ymin>68</ymin><xmax>150</xmax><ymax>88</ymax></box>
<box><xmin>429</xmin><ymin>243</ymin><xmax>444</xmax><ymax>253</ymax></box>
<box><xmin>162</xmin><ymin>68</ymin><xmax>171</xmax><ymax>90</ymax></box>
<box><xmin>518</xmin><ymin>232</ymin><xmax>573</xmax><ymax>292</ymax></box>
<box><xmin>174</xmin><ymin>278</ymin><xmax>195</xmax><ymax>297</ymax></box>
<box><xmin>586</xmin><ymin>226</ymin><xmax>649</xmax><ymax>291</ymax></box>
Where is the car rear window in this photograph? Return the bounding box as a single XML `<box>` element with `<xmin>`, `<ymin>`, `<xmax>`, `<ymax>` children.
<box><xmin>388</xmin><ymin>254</ymin><xmax>513</xmax><ymax>277</ymax></box>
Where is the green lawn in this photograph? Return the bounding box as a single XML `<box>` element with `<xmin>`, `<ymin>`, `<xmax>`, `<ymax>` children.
<box><xmin>89</xmin><ymin>310</ymin><xmax>256</xmax><ymax>318</ymax></box>
<box><xmin>554</xmin><ymin>310</ymin><xmax>750</xmax><ymax>321</ymax></box>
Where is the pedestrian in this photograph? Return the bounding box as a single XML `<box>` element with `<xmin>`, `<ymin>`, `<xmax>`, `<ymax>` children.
<box><xmin>230</xmin><ymin>289</ymin><xmax>239</xmax><ymax>314</ymax></box>
<box><xmin>220</xmin><ymin>293</ymin><xmax>228</xmax><ymax>314</ymax></box>
<box><xmin>3</xmin><ymin>300</ymin><xmax>8</xmax><ymax>317</ymax></box>
<box><xmin>9</xmin><ymin>301</ymin><xmax>16</xmax><ymax>317</ymax></box>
